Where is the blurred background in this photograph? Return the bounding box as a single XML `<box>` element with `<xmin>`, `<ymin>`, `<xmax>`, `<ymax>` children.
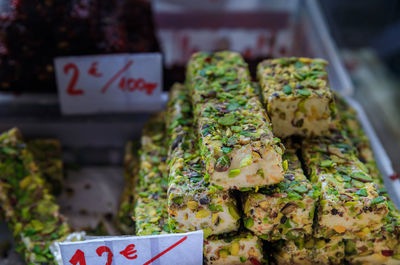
<box><xmin>320</xmin><ymin>0</ymin><xmax>400</xmax><ymax>176</ymax></box>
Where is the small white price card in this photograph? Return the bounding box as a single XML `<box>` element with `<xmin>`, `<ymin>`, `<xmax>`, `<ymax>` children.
<box><xmin>60</xmin><ymin>230</ymin><xmax>203</xmax><ymax>265</ymax></box>
<box><xmin>54</xmin><ymin>53</ymin><xmax>163</xmax><ymax>115</ymax></box>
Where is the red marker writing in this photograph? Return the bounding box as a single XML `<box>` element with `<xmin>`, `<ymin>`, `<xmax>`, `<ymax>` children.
<box><xmin>88</xmin><ymin>62</ymin><xmax>103</xmax><ymax>77</ymax></box>
<box><xmin>143</xmin><ymin>236</ymin><xmax>187</xmax><ymax>265</ymax></box>
<box><xmin>101</xmin><ymin>60</ymin><xmax>134</xmax><ymax>94</ymax></box>
<box><xmin>120</xmin><ymin>244</ymin><xmax>138</xmax><ymax>260</ymax></box>
<box><xmin>96</xmin><ymin>246</ymin><xmax>113</xmax><ymax>265</ymax></box>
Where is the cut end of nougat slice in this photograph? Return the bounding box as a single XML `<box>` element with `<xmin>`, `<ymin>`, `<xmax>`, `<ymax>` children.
<box><xmin>210</xmin><ymin>143</ymin><xmax>284</xmax><ymax>190</ymax></box>
<box><xmin>204</xmin><ymin>233</ymin><xmax>263</xmax><ymax>265</ymax></box>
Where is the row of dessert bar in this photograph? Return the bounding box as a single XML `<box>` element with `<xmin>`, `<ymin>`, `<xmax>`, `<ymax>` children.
<box><xmin>0</xmin><ymin>131</ymin><xmax>67</xmax><ymax>264</ymax></box>
<box><xmin>0</xmin><ymin>129</ymin><xmax>120</xmax><ymax>264</ymax></box>
<box><xmin>123</xmin><ymin>52</ymin><xmax>400</xmax><ymax>264</ymax></box>
<box><xmin>0</xmin><ymin>51</ymin><xmax>397</xmax><ymax>265</ymax></box>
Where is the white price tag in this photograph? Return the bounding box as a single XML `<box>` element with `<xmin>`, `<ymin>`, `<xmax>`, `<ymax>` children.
<box><xmin>54</xmin><ymin>53</ymin><xmax>163</xmax><ymax>115</ymax></box>
<box><xmin>60</xmin><ymin>231</ymin><xmax>203</xmax><ymax>265</ymax></box>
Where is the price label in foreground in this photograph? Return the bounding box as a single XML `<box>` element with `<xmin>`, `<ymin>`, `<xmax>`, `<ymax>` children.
<box><xmin>60</xmin><ymin>230</ymin><xmax>203</xmax><ymax>265</ymax></box>
<box><xmin>54</xmin><ymin>53</ymin><xmax>163</xmax><ymax>115</ymax></box>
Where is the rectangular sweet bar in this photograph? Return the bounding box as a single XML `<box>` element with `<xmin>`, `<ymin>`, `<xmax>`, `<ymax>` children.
<box><xmin>334</xmin><ymin>95</ymin><xmax>400</xmax><ymax>263</ymax></box>
<box><xmin>134</xmin><ymin>113</ymin><xmax>170</xmax><ymax>236</ymax></box>
<box><xmin>274</xmin><ymin>236</ymin><xmax>345</xmax><ymax>265</ymax></box>
<box><xmin>116</xmin><ymin>141</ymin><xmax>140</xmax><ymax>234</ymax></box>
<box><xmin>137</xmin><ymin>170</ymin><xmax>264</xmax><ymax>264</ymax></box>
<box><xmin>204</xmin><ymin>233</ymin><xmax>264</xmax><ymax>265</ymax></box>
<box><xmin>335</xmin><ymin>94</ymin><xmax>383</xmax><ymax>185</ymax></box>
<box><xmin>302</xmin><ymin>133</ymin><xmax>388</xmax><ymax>238</ymax></box>
<box><xmin>186</xmin><ymin>51</ymin><xmax>284</xmax><ymax>190</ymax></box>
<box><xmin>135</xmin><ymin>109</ymin><xmax>264</xmax><ymax>263</ymax></box>
<box><xmin>257</xmin><ymin>57</ymin><xmax>336</xmax><ymax>138</ymax></box>
<box><xmin>342</xmin><ymin>187</ymin><xmax>400</xmax><ymax>264</ymax></box>
<box><xmin>242</xmin><ymin>143</ymin><xmax>318</xmax><ymax>241</ymax></box>
<box><xmin>344</xmin><ymin>210</ymin><xmax>400</xmax><ymax>264</ymax></box>
<box><xmin>343</xmin><ymin>172</ymin><xmax>400</xmax><ymax>263</ymax></box>
<box><xmin>166</xmin><ymin>83</ymin><xmax>240</xmax><ymax>237</ymax></box>
<box><xmin>27</xmin><ymin>138</ymin><xmax>63</xmax><ymax>195</ymax></box>
<box><xmin>0</xmin><ymin>128</ymin><xmax>70</xmax><ymax>264</ymax></box>
<box><xmin>345</xmin><ymin>228</ymin><xmax>400</xmax><ymax>264</ymax></box>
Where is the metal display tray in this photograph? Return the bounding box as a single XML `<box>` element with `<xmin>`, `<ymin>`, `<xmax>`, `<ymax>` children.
<box><xmin>0</xmin><ymin>0</ymin><xmax>397</xmax><ymax>264</ymax></box>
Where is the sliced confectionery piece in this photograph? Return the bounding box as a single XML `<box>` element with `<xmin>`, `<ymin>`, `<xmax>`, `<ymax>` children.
<box><xmin>302</xmin><ymin>132</ymin><xmax>388</xmax><ymax>239</ymax></box>
<box><xmin>257</xmin><ymin>57</ymin><xmax>336</xmax><ymax>138</ymax></box>
<box><xmin>27</xmin><ymin>138</ymin><xmax>64</xmax><ymax>195</ymax></box>
<box><xmin>134</xmin><ymin>107</ymin><xmax>264</xmax><ymax>263</ymax></box>
<box><xmin>204</xmin><ymin>232</ymin><xmax>264</xmax><ymax>265</ymax></box>
<box><xmin>186</xmin><ymin>51</ymin><xmax>284</xmax><ymax>190</ymax></box>
<box><xmin>116</xmin><ymin>141</ymin><xmax>140</xmax><ymax>234</ymax></box>
<box><xmin>167</xmin><ymin>83</ymin><xmax>240</xmax><ymax>237</ymax></box>
<box><xmin>273</xmin><ymin>236</ymin><xmax>345</xmax><ymax>265</ymax></box>
<box><xmin>332</xmin><ymin>95</ymin><xmax>400</xmax><ymax>264</ymax></box>
<box><xmin>134</xmin><ymin>113</ymin><xmax>170</xmax><ymax>236</ymax></box>
<box><xmin>0</xmin><ymin>128</ymin><xmax>70</xmax><ymax>264</ymax></box>
<box><xmin>334</xmin><ymin>94</ymin><xmax>383</xmax><ymax>185</ymax></box>
<box><xmin>345</xmin><ymin>229</ymin><xmax>400</xmax><ymax>264</ymax></box>
<box><xmin>242</xmin><ymin>143</ymin><xmax>318</xmax><ymax>241</ymax></box>
<box><xmin>344</xmin><ymin>189</ymin><xmax>400</xmax><ymax>264</ymax></box>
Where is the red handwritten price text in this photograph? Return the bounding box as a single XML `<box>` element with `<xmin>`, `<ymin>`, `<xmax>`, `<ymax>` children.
<box><xmin>96</xmin><ymin>246</ymin><xmax>114</xmax><ymax>265</ymax></box>
<box><xmin>118</xmin><ymin>77</ymin><xmax>157</xmax><ymax>95</ymax></box>
<box><xmin>69</xmin><ymin>249</ymin><xmax>86</xmax><ymax>265</ymax></box>
<box><xmin>64</xmin><ymin>63</ymin><xmax>84</xmax><ymax>96</ymax></box>
<box><xmin>62</xmin><ymin>60</ymin><xmax>157</xmax><ymax>96</ymax></box>
<box><xmin>68</xmin><ymin>236</ymin><xmax>187</xmax><ymax>265</ymax></box>
<box><xmin>120</xmin><ymin>244</ymin><xmax>138</xmax><ymax>260</ymax></box>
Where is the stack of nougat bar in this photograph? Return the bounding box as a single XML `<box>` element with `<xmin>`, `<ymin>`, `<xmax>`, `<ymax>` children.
<box><xmin>128</xmin><ymin>52</ymin><xmax>399</xmax><ymax>265</ymax></box>
<box><xmin>0</xmin><ymin>129</ymin><xmax>68</xmax><ymax>264</ymax></box>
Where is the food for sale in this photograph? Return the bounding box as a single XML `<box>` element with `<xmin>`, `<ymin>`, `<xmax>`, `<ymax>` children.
<box><xmin>166</xmin><ymin>83</ymin><xmax>240</xmax><ymax>237</ymax></box>
<box><xmin>186</xmin><ymin>51</ymin><xmax>284</xmax><ymax>190</ymax></box>
<box><xmin>27</xmin><ymin>139</ymin><xmax>64</xmax><ymax>195</ymax></box>
<box><xmin>0</xmin><ymin>128</ymin><xmax>70</xmax><ymax>264</ymax></box>
<box><xmin>3</xmin><ymin>50</ymin><xmax>400</xmax><ymax>265</ymax></box>
<box><xmin>302</xmin><ymin>132</ymin><xmax>388</xmax><ymax>238</ymax></box>
<box><xmin>204</xmin><ymin>232</ymin><xmax>264</xmax><ymax>265</ymax></box>
<box><xmin>344</xmin><ymin>225</ymin><xmax>400</xmax><ymax>264</ymax></box>
<box><xmin>116</xmin><ymin>141</ymin><xmax>140</xmax><ymax>235</ymax></box>
<box><xmin>274</xmin><ymin>236</ymin><xmax>345</xmax><ymax>265</ymax></box>
<box><xmin>134</xmin><ymin>114</ymin><xmax>170</xmax><ymax>236</ymax></box>
<box><xmin>334</xmin><ymin>95</ymin><xmax>400</xmax><ymax>264</ymax></box>
<box><xmin>335</xmin><ymin>94</ymin><xmax>383</xmax><ymax>185</ymax></box>
<box><xmin>257</xmin><ymin>57</ymin><xmax>336</xmax><ymax>138</ymax></box>
<box><xmin>242</xmin><ymin>142</ymin><xmax>318</xmax><ymax>241</ymax></box>
<box><xmin>133</xmin><ymin>107</ymin><xmax>264</xmax><ymax>263</ymax></box>
<box><xmin>344</xmin><ymin>180</ymin><xmax>400</xmax><ymax>264</ymax></box>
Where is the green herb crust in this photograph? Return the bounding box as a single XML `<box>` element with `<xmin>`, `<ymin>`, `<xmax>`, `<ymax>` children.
<box><xmin>0</xmin><ymin>128</ymin><xmax>70</xmax><ymax>264</ymax></box>
<box><xmin>257</xmin><ymin>57</ymin><xmax>336</xmax><ymax>138</ymax></box>
<box><xmin>166</xmin><ymin>83</ymin><xmax>240</xmax><ymax>237</ymax></box>
<box><xmin>116</xmin><ymin>141</ymin><xmax>140</xmax><ymax>235</ymax></box>
<box><xmin>334</xmin><ymin>94</ymin><xmax>383</xmax><ymax>185</ymax></box>
<box><xmin>302</xmin><ymin>131</ymin><xmax>388</xmax><ymax>239</ymax></box>
<box><xmin>134</xmin><ymin>98</ymin><xmax>264</xmax><ymax>263</ymax></box>
<box><xmin>334</xmin><ymin>95</ymin><xmax>400</xmax><ymax>264</ymax></box>
<box><xmin>273</xmin><ymin>236</ymin><xmax>345</xmax><ymax>265</ymax></box>
<box><xmin>242</xmin><ymin>142</ymin><xmax>318</xmax><ymax>241</ymax></box>
<box><xmin>134</xmin><ymin>113</ymin><xmax>170</xmax><ymax>235</ymax></box>
<box><xmin>27</xmin><ymin>139</ymin><xmax>63</xmax><ymax>195</ymax></box>
<box><xmin>186</xmin><ymin>51</ymin><xmax>284</xmax><ymax>190</ymax></box>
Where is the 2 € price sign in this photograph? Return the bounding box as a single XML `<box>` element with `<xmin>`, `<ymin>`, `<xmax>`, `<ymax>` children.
<box><xmin>54</xmin><ymin>53</ymin><xmax>163</xmax><ymax>115</ymax></box>
<box><xmin>60</xmin><ymin>231</ymin><xmax>203</xmax><ymax>265</ymax></box>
